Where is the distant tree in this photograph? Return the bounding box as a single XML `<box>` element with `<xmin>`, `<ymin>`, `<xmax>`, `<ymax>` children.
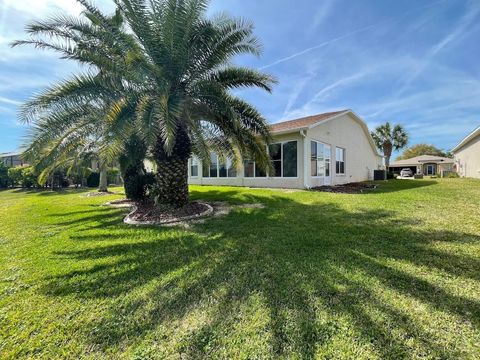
<box><xmin>371</xmin><ymin>122</ymin><xmax>408</xmax><ymax>168</ymax></box>
<box><xmin>396</xmin><ymin>143</ymin><xmax>448</xmax><ymax>160</ymax></box>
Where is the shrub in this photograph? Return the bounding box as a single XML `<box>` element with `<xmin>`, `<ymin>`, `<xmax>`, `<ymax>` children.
<box><xmin>8</xmin><ymin>167</ymin><xmax>24</xmax><ymax>187</ymax></box>
<box><xmin>86</xmin><ymin>172</ymin><xmax>100</xmax><ymax>188</ymax></box>
<box><xmin>445</xmin><ymin>172</ymin><xmax>460</xmax><ymax>178</ymax></box>
<box><xmin>0</xmin><ymin>163</ymin><xmax>9</xmax><ymax>188</ymax></box>
<box><xmin>107</xmin><ymin>167</ymin><xmax>121</xmax><ymax>185</ymax></box>
<box><xmin>123</xmin><ymin>171</ymin><xmax>155</xmax><ymax>201</ymax></box>
<box><xmin>68</xmin><ymin>167</ymin><xmax>92</xmax><ymax>187</ymax></box>
<box><xmin>386</xmin><ymin>172</ymin><xmax>396</xmax><ymax>180</ymax></box>
<box><xmin>21</xmin><ymin>167</ymin><xmax>39</xmax><ymax>188</ymax></box>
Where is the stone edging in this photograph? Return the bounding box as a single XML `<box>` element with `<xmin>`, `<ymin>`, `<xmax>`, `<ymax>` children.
<box><xmin>105</xmin><ymin>200</ymin><xmax>214</xmax><ymax>226</ymax></box>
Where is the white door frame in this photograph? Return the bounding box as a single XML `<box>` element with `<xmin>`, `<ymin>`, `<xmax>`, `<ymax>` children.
<box><xmin>324</xmin><ymin>144</ymin><xmax>332</xmax><ymax>185</ymax></box>
<box><xmin>426</xmin><ymin>164</ymin><xmax>436</xmax><ymax>175</ymax></box>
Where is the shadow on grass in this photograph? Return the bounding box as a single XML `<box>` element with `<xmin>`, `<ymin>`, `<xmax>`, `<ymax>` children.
<box><xmin>40</xmin><ymin>189</ymin><xmax>479</xmax><ymax>359</ymax></box>
<box><xmin>10</xmin><ymin>187</ymin><xmax>89</xmax><ymax>196</ymax></box>
<box><xmin>369</xmin><ymin>179</ymin><xmax>438</xmax><ymax>194</ymax></box>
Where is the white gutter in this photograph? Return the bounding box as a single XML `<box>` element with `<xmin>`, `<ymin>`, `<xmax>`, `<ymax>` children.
<box><xmin>300</xmin><ymin>129</ymin><xmax>310</xmax><ymax>189</ymax></box>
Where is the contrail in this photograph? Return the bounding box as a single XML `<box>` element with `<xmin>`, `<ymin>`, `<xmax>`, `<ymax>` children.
<box><xmin>259</xmin><ymin>0</ymin><xmax>448</xmax><ymax>70</ymax></box>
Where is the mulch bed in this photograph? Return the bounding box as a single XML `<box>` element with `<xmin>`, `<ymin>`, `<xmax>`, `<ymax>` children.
<box><xmin>106</xmin><ymin>199</ymin><xmax>266</xmax><ymax>226</ymax></box>
<box><xmin>107</xmin><ymin>199</ymin><xmax>213</xmax><ymax>225</ymax></box>
<box><xmin>311</xmin><ymin>182</ymin><xmax>377</xmax><ymax>194</ymax></box>
<box><xmin>129</xmin><ymin>201</ymin><xmax>211</xmax><ymax>223</ymax></box>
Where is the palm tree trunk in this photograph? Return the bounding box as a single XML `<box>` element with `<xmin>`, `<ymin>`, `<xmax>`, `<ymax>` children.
<box><xmin>153</xmin><ymin>125</ymin><xmax>191</xmax><ymax>207</ymax></box>
<box><xmin>383</xmin><ymin>141</ymin><xmax>393</xmax><ymax>170</ymax></box>
<box><xmin>155</xmin><ymin>156</ymin><xmax>189</xmax><ymax>206</ymax></box>
<box><xmin>98</xmin><ymin>163</ymin><xmax>108</xmax><ymax>192</ymax></box>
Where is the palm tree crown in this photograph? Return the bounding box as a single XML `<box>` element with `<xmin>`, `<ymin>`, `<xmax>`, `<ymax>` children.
<box><xmin>370</xmin><ymin>122</ymin><xmax>408</xmax><ymax>168</ymax></box>
<box><xmin>14</xmin><ymin>0</ymin><xmax>277</xmax><ymax>206</ymax></box>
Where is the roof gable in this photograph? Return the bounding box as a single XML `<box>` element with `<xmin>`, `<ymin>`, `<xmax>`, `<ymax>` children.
<box><xmin>268</xmin><ymin>110</ymin><xmax>381</xmax><ymax>157</ymax></box>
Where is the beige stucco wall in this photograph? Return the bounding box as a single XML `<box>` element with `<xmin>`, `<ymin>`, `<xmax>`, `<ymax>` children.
<box><xmin>188</xmin><ymin>113</ymin><xmax>381</xmax><ymax>189</ymax></box>
<box><xmin>454</xmin><ymin>136</ymin><xmax>480</xmax><ymax>178</ymax></box>
<box><xmin>306</xmin><ymin>113</ymin><xmax>382</xmax><ymax>186</ymax></box>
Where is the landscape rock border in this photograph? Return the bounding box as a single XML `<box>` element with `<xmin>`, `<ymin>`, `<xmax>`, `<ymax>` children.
<box><xmin>105</xmin><ymin>199</ymin><xmax>213</xmax><ymax>226</ymax></box>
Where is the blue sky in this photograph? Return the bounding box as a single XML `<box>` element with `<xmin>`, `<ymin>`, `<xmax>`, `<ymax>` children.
<box><xmin>1</xmin><ymin>0</ymin><xmax>479</xmax><ymax>158</ymax></box>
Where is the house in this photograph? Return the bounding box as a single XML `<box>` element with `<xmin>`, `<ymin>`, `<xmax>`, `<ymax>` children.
<box><xmin>188</xmin><ymin>109</ymin><xmax>383</xmax><ymax>189</ymax></box>
<box><xmin>0</xmin><ymin>151</ymin><xmax>28</xmax><ymax>167</ymax></box>
<box><xmin>389</xmin><ymin>155</ymin><xmax>454</xmax><ymax>176</ymax></box>
<box><xmin>452</xmin><ymin>126</ymin><xmax>480</xmax><ymax>178</ymax></box>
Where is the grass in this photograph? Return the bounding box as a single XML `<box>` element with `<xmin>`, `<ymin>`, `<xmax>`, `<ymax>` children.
<box><xmin>0</xmin><ymin>179</ymin><xmax>479</xmax><ymax>359</ymax></box>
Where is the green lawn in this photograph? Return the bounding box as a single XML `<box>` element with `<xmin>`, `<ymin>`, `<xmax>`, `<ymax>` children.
<box><xmin>1</xmin><ymin>179</ymin><xmax>479</xmax><ymax>359</ymax></box>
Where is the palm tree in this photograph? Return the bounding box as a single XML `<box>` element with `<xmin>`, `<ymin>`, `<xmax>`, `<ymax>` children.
<box><xmin>370</xmin><ymin>122</ymin><xmax>408</xmax><ymax>169</ymax></box>
<box><xmin>22</xmin><ymin>104</ymin><xmax>114</xmax><ymax>193</ymax></box>
<box><xmin>14</xmin><ymin>0</ymin><xmax>276</xmax><ymax>207</ymax></box>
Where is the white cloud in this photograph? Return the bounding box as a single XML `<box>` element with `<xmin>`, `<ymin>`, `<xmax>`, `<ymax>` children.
<box><xmin>311</xmin><ymin>0</ymin><xmax>336</xmax><ymax>30</ymax></box>
<box><xmin>282</xmin><ymin>72</ymin><xmax>316</xmax><ymax>118</ymax></box>
<box><xmin>259</xmin><ymin>0</ymin><xmax>448</xmax><ymax>70</ymax></box>
<box><xmin>397</xmin><ymin>1</ymin><xmax>480</xmax><ymax>96</ymax></box>
<box><xmin>0</xmin><ymin>96</ymin><xmax>22</xmax><ymax>106</ymax></box>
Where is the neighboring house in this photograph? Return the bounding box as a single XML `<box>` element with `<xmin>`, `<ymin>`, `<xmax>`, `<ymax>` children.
<box><xmin>188</xmin><ymin>109</ymin><xmax>383</xmax><ymax>189</ymax></box>
<box><xmin>0</xmin><ymin>151</ymin><xmax>28</xmax><ymax>167</ymax></box>
<box><xmin>452</xmin><ymin>126</ymin><xmax>480</xmax><ymax>178</ymax></box>
<box><xmin>389</xmin><ymin>155</ymin><xmax>454</xmax><ymax>176</ymax></box>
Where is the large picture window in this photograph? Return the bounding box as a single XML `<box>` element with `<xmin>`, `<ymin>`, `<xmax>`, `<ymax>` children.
<box><xmin>268</xmin><ymin>141</ymin><xmax>297</xmax><ymax>178</ymax></box>
<box><xmin>336</xmin><ymin>147</ymin><xmax>345</xmax><ymax>175</ymax></box>
<box><xmin>202</xmin><ymin>153</ymin><xmax>237</xmax><ymax>178</ymax></box>
<box><xmin>311</xmin><ymin>141</ymin><xmax>325</xmax><ymax>177</ymax></box>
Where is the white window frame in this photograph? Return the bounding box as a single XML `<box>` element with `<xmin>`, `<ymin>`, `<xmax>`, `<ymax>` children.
<box><xmin>335</xmin><ymin>147</ymin><xmax>346</xmax><ymax>175</ymax></box>
<box><xmin>190</xmin><ymin>157</ymin><xmax>199</xmax><ymax>178</ymax></box>
<box><xmin>310</xmin><ymin>140</ymin><xmax>328</xmax><ymax>178</ymax></box>
<box><xmin>268</xmin><ymin>141</ymin><xmax>298</xmax><ymax>178</ymax></box>
<box><xmin>243</xmin><ymin>159</ymin><xmax>267</xmax><ymax>178</ymax></box>
<box><xmin>202</xmin><ymin>153</ymin><xmax>237</xmax><ymax>178</ymax></box>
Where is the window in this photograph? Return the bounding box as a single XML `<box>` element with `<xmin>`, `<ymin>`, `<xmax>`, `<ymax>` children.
<box><xmin>244</xmin><ymin>160</ymin><xmax>266</xmax><ymax>178</ymax></box>
<box><xmin>227</xmin><ymin>158</ymin><xmax>237</xmax><ymax>177</ymax></box>
<box><xmin>202</xmin><ymin>153</ymin><xmax>237</xmax><ymax>178</ymax></box>
<box><xmin>336</xmin><ymin>147</ymin><xmax>345</xmax><ymax>175</ymax></box>
<box><xmin>311</xmin><ymin>141</ymin><xmax>325</xmax><ymax>177</ymax></box>
<box><xmin>190</xmin><ymin>157</ymin><xmax>199</xmax><ymax>177</ymax></box>
<box><xmin>269</xmin><ymin>143</ymin><xmax>282</xmax><ymax>177</ymax></box>
<box><xmin>267</xmin><ymin>141</ymin><xmax>297</xmax><ymax>178</ymax></box>
<box><xmin>283</xmin><ymin>141</ymin><xmax>298</xmax><ymax>177</ymax></box>
<box><xmin>210</xmin><ymin>153</ymin><xmax>218</xmax><ymax>177</ymax></box>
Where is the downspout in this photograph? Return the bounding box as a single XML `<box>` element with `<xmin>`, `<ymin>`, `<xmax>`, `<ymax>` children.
<box><xmin>300</xmin><ymin>130</ymin><xmax>310</xmax><ymax>189</ymax></box>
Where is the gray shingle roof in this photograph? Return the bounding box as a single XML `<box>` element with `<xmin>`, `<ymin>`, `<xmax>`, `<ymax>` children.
<box><xmin>390</xmin><ymin>155</ymin><xmax>454</xmax><ymax>167</ymax></box>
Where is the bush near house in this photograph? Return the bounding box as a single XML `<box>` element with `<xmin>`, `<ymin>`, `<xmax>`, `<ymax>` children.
<box><xmin>86</xmin><ymin>172</ymin><xmax>100</xmax><ymax>188</ymax></box>
<box><xmin>0</xmin><ymin>162</ymin><xmax>9</xmax><ymax>188</ymax></box>
<box><xmin>107</xmin><ymin>167</ymin><xmax>121</xmax><ymax>185</ymax></box>
<box><xmin>445</xmin><ymin>172</ymin><xmax>460</xmax><ymax>178</ymax></box>
<box><xmin>20</xmin><ymin>167</ymin><xmax>39</xmax><ymax>188</ymax></box>
<box><xmin>7</xmin><ymin>166</ymin><xmax>24</xmax><ymax>187</ymax></box>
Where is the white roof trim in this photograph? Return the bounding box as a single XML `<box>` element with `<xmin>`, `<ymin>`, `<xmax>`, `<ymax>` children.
<box><xmin>270</xmin><ymin>127</ymin><xmax>308</xmax><ymax>136</ymax></box>
<box><xmin>452</xmin><ymin>125</ymin><xmax>480</xmax><ymax>153</ymax></box>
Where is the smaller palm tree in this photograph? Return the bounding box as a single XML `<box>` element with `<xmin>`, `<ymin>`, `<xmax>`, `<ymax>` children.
<box><xmin>371</xmin><ymin>122</ymin><xmax>408</xmax><ymax>168</ymax></box>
